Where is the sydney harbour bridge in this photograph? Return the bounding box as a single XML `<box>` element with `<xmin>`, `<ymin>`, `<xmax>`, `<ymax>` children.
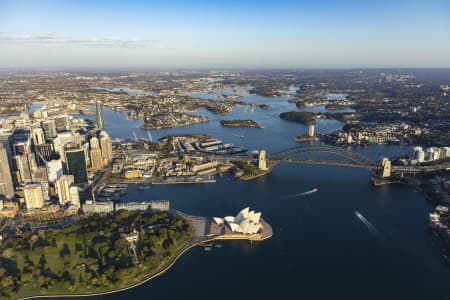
<box><xmin>210</xmin><ymin>145</ymin><xmax>449</xmax><ymax>177</ymax></box>
<box><xmin>266</xmin><ymin>145</ymin><xmax>450</xmax><ymax>177</ymax></box>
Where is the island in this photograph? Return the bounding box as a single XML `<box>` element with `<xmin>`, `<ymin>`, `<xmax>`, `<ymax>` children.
<box><xmin>258</xmin><ymin>104</ymin><xmax>271</xmax><ymax>109</ymax></box>
<box><xmin>279</xmin><ymin>111</ymin><xmax>316</xmax><ymax>125</ymax></box>
<box><xmin>0</xmin><ymin>208</ymin><xmax>272</xmax><ymax>300</ymax></box>
<box><xmin>220</xmin><ymin>119</ymin><xmax>264</xmax><ymax>128</ymax></box>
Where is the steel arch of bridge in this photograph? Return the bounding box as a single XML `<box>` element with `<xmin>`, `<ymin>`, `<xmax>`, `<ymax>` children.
<box><xmin>269</xmin><ymin>146</ymin><xmax>377</xmax><ymax>168</ymax></box>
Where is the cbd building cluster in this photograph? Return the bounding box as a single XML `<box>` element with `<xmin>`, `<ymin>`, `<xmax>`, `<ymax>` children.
<box><xmin>0</xmin><ymin>102</ymin><xmax>112</xmax><ymax>218</ymax></box>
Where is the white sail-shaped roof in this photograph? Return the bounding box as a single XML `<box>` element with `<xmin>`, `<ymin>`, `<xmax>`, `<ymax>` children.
<box><xmin>235</xmin><ymin>207</ymin><xmax>249</xmax><ymax>224</ymax></box>
<box><xmin>213</xmin><ymin>217</ymin><xmax>224</xmax><ymax>224</ymax></box>
<box><xmin>229</xmin><ymin>222</ymin><xmax>241</xmax><ymax>232</ymax></box>
<box><xmin>251</xmin><ymin>212</ymin><xmax>261</xmax><ymax>223</ymax></box>
<box><xmin>240</xmin><ymin>219</ymin><xmax>251</xmax><ymax>233</ymax></box>
<box><xmin>224</xmin><ymin>216</ymin><xmax>235</xmax><ymax>222</ymax></box>
<box><xmin>219</xmin><ymin>207</ymin><xmax>263</xmax><ymax>235</ymax></box>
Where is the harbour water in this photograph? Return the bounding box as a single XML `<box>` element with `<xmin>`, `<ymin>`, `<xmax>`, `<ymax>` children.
<box><xmin>61</xmin><ymin>89</ymin><xmax>448</xmax><ymax>299</ymax></box>
<box><xmin>93</xmin><ymin>166</ymin><xmax>449</xmax><ymax>300</ymax></box>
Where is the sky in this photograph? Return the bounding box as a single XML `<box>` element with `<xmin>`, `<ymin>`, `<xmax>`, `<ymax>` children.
<box><xmin>0</xmin><ymin>0</ymin><xmax>449</xmax><ymax>69</ymax></box>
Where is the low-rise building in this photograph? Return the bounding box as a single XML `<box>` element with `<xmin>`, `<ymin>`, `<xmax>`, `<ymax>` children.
<box><xmin>82</xmin><ymin>200</ymin><xmax>114</xmax><ymax>214</ymax></box>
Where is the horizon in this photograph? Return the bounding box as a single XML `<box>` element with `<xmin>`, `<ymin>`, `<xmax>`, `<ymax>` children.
<box><xmin>1</xmin><ymin>66</ymin><xmax>450</xmax><ymax>72</ymax></box>
<box><xmin>1</xmin><ymin>0</ymin><xmax>450</xmax><ymax>68</ymax></box>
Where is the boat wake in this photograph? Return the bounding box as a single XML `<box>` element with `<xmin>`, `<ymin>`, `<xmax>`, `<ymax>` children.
<box><xmin>281</xmin><ymin>188</ymin><xmax>318</xmax><ymax>199</ymax></box>
<box><xmin>354</xmin><ymin>211</ymin><xmax>385</xmax><ymax>240</ymax></box>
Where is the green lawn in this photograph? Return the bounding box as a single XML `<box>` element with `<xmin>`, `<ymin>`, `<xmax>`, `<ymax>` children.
<box><xmin>0</xmin><ymin>211</ymin><xmax>194</xmax><ymax>299</ymax></box>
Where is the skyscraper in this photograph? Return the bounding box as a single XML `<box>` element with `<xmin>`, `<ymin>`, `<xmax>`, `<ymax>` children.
<box><xmin>96</xmin><ymin>102</ymin><xmax>105</xmax><ymax>130</ymax></box>
<box><xmin>31</xmin><ymin>167</ymin><xmax>50</xmax><ymax>202</ymax></box>
<box><xmin>54</xmin><ymin>115</ymin><xmax>70</xmax><ymax>132</ymax></box>
<box><xmin>0</xmin><ymin>144</ymin><xmax>15</xmax><ymax>199</ymax></box>
<box><xmin>53</xmin><ymin>132</ymin><xmax>76</xmax><ymax>161</ymax></box>
<box><xmin>11</xmin><ymin>128</ymin><xmax>32</xmax><ymax>156</ymax></box>
<box><xmin>100</xmin><ymin>131</ymin><xmax>113</xmax><ymax>164</ymax></box>
<box><xmin>14</xmin><ymin>155</ymin><xmax>32</xmax><ymax>184</ymax></box>
<box><xmin>90</xmin><ymin>136</ymin><xmax>100</xmax><ymax>149</ymax></box>
<box><xmin>55</xmin><ymin>174</ymin><xmax>74</xmax><ymax>205</ymax></box>
<box><xmin>65</xmin><ymin>147</ymin><xmax>88</xmax><ymax>184</ymax></box>
<box><xmin>69</xmin><ymin>186</ymin><xmax>80</xmax><ymax>208</ymax></box>
<box><xmin>41</xmin><ymin>120</ymin><xmax>57</xmax><ymax>141</ymax></box>
<box><xmin>36</xmin><ymin>143</ymin><xmax>54</xmax><ymax>165</ymax></box>
<box><xmin>90</xmin><ymin>148</ymin><xmax>103</xmax><ymax>170</ymax></box>
<box><xmin>0</xmin><ymin>134</ymin><xmax>13</xmax><ymax>167</ymax></box>
<box><xmin>31</xmin><ymin>128</ymin><xmax>45</xmax><ymax>146</ymax></box>
<box><xmin>24</xmin><ymin>183</ymin><xmax>44</xmax><ymax>209</ymax></box>
<box><xmin>90</xmin><ymin>135</ymin><xmax>103</xmax><ymax>169</ymax></box>
<box><xmin>46</xmin><ymin>159</ymin><xmax>63</xmax><ymax>183</ymax></box>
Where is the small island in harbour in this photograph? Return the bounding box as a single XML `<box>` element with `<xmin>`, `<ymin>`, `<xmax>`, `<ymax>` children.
<box><xmin>220</xmin><ymin>119</ymin><xmax>264</xmax><ymax>128</ymax></box>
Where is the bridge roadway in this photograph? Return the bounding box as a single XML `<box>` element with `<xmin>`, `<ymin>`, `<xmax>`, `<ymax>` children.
<box><xmin>204</xmin><ymin>145</ymin><xmax>450</xmax><ymax>173</ymax></box>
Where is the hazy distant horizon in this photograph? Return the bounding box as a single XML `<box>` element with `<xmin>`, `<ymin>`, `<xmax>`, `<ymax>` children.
<box><xmin>1</xmin><ymin>65</ymin><xmax>450</xmax><ymax>72</ymax></box>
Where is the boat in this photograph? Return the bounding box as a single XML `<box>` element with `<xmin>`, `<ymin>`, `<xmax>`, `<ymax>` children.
<box><xmin>204</xmin><ymin>246</ymin><xmax>212</xmax><ymax>251</ymax></box>
<box><xmin>299</xmin><ymin>188</ymin><xmax>318</xmax><ymax>196</ymax></box>
<box><xmin>355</xmin><ymin>211</ymin><xmax>364</xmax><ymax>221</ymax></box>
<box><xmin>138</xmin><ymin>186</ymin><xmax>151</xmax><ymax>191</ymax></box>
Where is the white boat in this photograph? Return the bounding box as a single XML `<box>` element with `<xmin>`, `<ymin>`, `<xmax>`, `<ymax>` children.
<box><xmin>138</xmin><ymin>186</ymin><xmax>151</xmax><ymax>191</ymax></box>
<box><xmin>299</xmin><ymin>188</ymin><xmax>318</xmax><ymax>196</ymax></box>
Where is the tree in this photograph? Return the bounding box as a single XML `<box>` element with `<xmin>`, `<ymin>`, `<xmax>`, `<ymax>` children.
<box><xmin>114</xmin><ymin>238</ymin><xmax>128</xmax><ymax>253</ymax></box>
<box><xmin>39</xmin><ymin>254</ymin><xmax>47</xmax><ymax>269</ymax></box>
<box><xmin>59</xmin><ymin>243</ymin><xmax>71</xmax><ymax>258</ymax></box>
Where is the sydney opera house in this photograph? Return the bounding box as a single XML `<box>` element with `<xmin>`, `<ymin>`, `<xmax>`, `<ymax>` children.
<box><xmin>213</xmin><ymin>207</ymin><xmax>262</xmax><ymax>234</ymax></box>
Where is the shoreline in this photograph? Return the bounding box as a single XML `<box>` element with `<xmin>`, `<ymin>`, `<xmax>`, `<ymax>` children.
<box><xmin>16</xmin><ymin>240</ymin><xmax>198</xmax><ymax>300</ymax></box>
<box><xmin>238</xmin><ymin>170</ymin><xmax>271</xmax><ymax>181</ymax></box>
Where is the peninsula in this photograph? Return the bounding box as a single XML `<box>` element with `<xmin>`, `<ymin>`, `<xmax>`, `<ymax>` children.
<box><xmin>279</xmin><ymin>111</ymin><xmax>316</xmax><ymax>125</ymax></box>
<box><xmin>295</xmin><ymin>134</ymin><xmax>318</xmax><ymax>142</ymax></box>
<box><xmin>0</xmin><ymin>208</ymin><xmax>272</xmax><ymax>300</ymax></box>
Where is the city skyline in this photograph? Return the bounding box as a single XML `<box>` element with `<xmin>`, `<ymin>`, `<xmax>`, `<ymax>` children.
<box><xmin>1</xmin><ymin>0</ymin><xmax>450</xmax><ymax>68</ymax></box>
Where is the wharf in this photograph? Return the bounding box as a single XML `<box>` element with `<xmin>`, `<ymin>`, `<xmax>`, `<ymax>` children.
<box><xmin>153</xmin><ymin>177</ymin><xmax>216</xmax><ymax>185</ymax></box>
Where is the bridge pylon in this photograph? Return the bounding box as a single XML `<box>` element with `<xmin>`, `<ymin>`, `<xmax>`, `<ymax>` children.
<box><xmin>258</xmin><ymin>150</ymin><xmax>268</xmax><ymax>171</ymax></box>
<box><xmin>380</xmin><ymin>157</ymin><xmax>391</xmax><ymax>178</ymax></box>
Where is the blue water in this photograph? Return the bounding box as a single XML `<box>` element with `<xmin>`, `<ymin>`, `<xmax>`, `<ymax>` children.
<box><xmin>90</xmin><ymin>164</ymin><xmax>449</xmax><ymax>300</ymax></box>
<box><xmin>45</xmin><ymin>88</ymin><xmax>448</xmax><ymax>300</ymax></box>
<box><xmin>79</xmin><ymin>89</ymin><xmax>347</xmax><ymax>153</ymax></box>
